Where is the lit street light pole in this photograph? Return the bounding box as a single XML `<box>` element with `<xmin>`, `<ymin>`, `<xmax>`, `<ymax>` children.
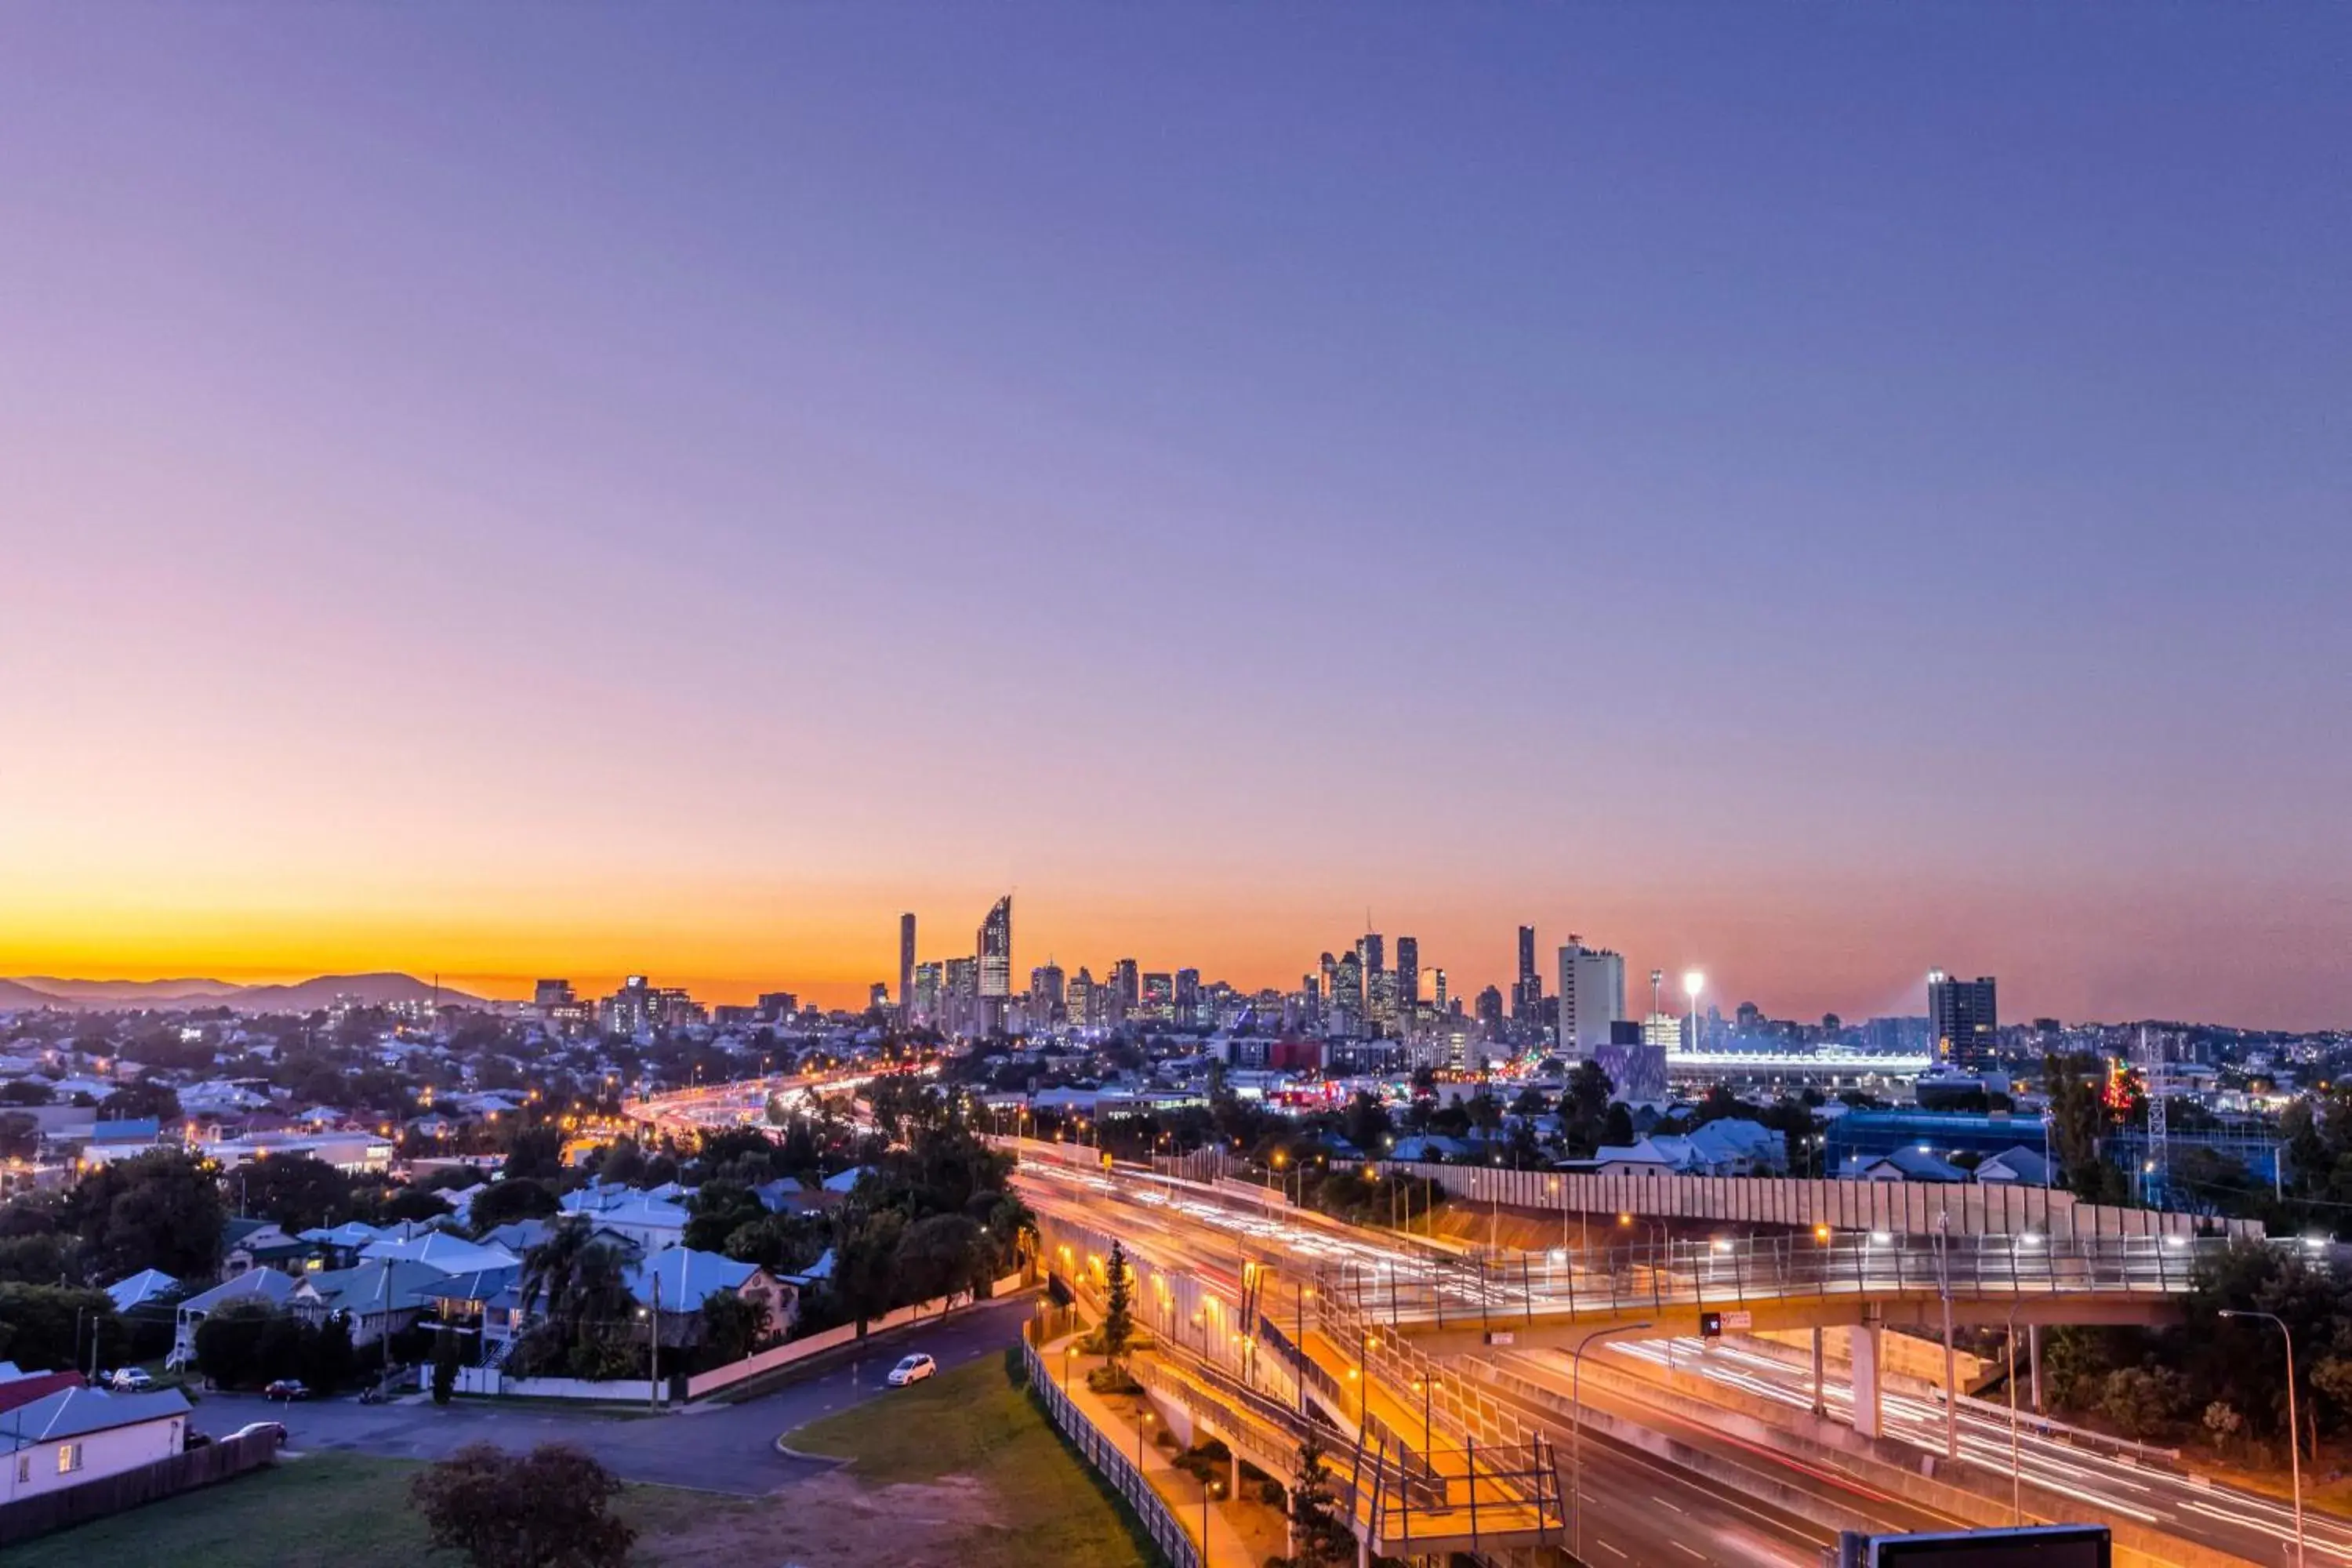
<box><xmin>1682</xmin><ymin>970</ymin><xmax>1704</xmax><ymax>1057</ymax></box>
<box><xmin>2220</xmin><ymin>1309</ymin><xmax>2303</xmax><ymax>1567</ymax></box>
<box><xmin>1573</xmin><ymin>1321</ymin><xmax>1652</xmax><ymax>1566</ymax></box>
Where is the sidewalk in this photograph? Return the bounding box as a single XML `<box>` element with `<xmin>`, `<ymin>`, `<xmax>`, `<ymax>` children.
<box><xmin>1042</xmin><ymin>1334</ymin><xmax>1269</xmax><ymax>1568</ymax></box>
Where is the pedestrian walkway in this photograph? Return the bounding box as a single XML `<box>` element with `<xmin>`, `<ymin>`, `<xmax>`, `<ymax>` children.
<box><xmin>1043</xmin><ymin>1333</ymin><xmax>1265</xmax><ymax>1568</ymax></box>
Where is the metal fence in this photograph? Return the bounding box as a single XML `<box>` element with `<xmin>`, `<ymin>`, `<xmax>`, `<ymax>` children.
<box><xmin>1021</xmin><ymin>1338</ymin><xmax>1201</xmax><ymax>1568</ymax></box>
<box><xmin>0</xmin><ymin>1430</ymin><xmax>277</xmax><ymax>1547</ymax></box>
<box><xmin>1320</xmin><ymin>1229</ymin><xmax>2232</xmax><ymax>1330</ymax></box>
<box><xmin>1382</xmin><ymin>1160</ymin><xmax>2258</xmax><ymax>1240</ymax></box>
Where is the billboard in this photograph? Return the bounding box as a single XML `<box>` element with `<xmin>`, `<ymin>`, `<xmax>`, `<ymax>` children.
<box><xmin>1840</xmin><ymin>1526</ymin><xmax>2110</xmax><ymax>1568</ymax></box>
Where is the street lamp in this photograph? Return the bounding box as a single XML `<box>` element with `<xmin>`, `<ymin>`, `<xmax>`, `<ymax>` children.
<box><xmin>1202</xmin><ymin>1477</ymin><xmax>1221</xmax><ymax>1567</ymax></box>
<box><xmin>2220</xmin><ymin>1309</ymin><xmax>2303</xmax><ymax>1566</ymax></box>
<box><xmin>1573</xmin><ymin>1323</ymin><xmax>1652</xmax><ymax>1565</ymax></box>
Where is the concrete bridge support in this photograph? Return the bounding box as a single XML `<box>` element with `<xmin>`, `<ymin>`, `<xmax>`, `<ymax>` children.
<box><xmin>1850</xmin><ymin>1315</ymin><xmax>1884</xmax><ymax>1439</ymax></box>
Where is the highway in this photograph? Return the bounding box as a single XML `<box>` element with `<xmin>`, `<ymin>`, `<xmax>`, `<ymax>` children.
<box><xmin>1016</xmin><ymin>1154</ymin><xmax>2339</xmax><ymax>1567</ymax></box>
<box><xmin>1598</xmin><ymin>1330</ymin><xmax>2352</xmax><ymax>1566</ymax></box>
<box><xmin>1018</xmin><ymin>1162</ymin><xmax>1849</xmax><ymax>1566</ymax></box>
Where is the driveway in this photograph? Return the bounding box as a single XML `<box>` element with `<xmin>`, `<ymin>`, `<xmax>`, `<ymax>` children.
<box><xmin>206</xmin><ymin>1294</ymin><xmax>1037</xmax><ymax>1496</ymax></box>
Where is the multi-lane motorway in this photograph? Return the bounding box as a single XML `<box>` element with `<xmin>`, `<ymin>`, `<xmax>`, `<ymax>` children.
<box><xmin>1018</xmin><ymin>1154</ymin><xmax>2334</xmax><ymax>1567</ymax></box>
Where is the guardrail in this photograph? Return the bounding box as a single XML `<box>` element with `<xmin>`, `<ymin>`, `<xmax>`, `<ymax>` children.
<box><xmin>1321</xmin><ymin>1230</ymin><xmax>2228</xmax><ymax>1331</ymax></box>
<box><xmin>1022</xmin><ymin>1338</ymin><xmax>1202</xmax><ymax>1568</ymax></box>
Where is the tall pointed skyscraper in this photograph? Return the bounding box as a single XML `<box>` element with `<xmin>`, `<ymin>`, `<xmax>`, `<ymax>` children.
<box><xmin>977</xmin><ymin>896</ymin><xmax>1013</xmax><ymax>1030</ymax></box>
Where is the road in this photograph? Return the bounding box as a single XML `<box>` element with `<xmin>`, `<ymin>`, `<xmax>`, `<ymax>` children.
<box><xmin>1600</xmin><ymin>1330</ymin><xmax>2352</xmax><ymax>1566</ymax></box>
<box><xmin>205</xmin><ymin>1296</ymin><xmax>1035</xmax><ymax>1496</ymax></box>
<box><xmin>1020</xmin><ymin>1164</ymin><xmax>1846</xmax><ymax>1566</ymax></box>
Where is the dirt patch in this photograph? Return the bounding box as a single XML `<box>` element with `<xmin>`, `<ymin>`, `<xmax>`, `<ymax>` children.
<box><xmin>633</xmin><ymin>1469</ymin><xmax>1002</xmax><ymax>1568</ymax></box>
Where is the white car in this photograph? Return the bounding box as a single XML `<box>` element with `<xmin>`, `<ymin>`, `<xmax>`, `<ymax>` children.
<box><xmin>885</xmin><ymin>1353</ymin><xmax>936</xmax><ymax>1387</ymax></box>
<box><xmin>110</xmin><ymin>1368</ymin><xmax>155</xmax><ymax>1392</ymax></box>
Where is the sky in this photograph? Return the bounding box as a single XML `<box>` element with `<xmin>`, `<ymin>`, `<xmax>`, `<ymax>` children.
<box><xmin>2</xmin><ymin>7</ymin><xmax>2347</xmax><ymax>1028</ymax></box>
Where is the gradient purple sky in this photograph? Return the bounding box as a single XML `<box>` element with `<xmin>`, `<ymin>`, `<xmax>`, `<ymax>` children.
<box><xmin>2</xmin><ymin>8</ymin><xmax>2347</xmax><ymax>1026</ymax></box>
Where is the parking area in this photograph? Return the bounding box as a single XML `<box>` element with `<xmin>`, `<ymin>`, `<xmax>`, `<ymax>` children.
<box><xmin>204</xmin><ymin>1295</ymin><xmax>1036</xmax><ymax>1496</ymax></box>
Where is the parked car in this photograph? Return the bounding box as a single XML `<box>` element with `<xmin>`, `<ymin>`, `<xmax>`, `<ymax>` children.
<box><xmin>263</xmin><ymin>1379</ymin><xmax>310</xmax><ymax>1402</ymax></box>
<box><xmin>885</xmin><ymin>1353</ymin><xmax>936</xmax><ymax>1387</ymax></box>
<box><xmin>109</xmin><ymin>1367</ymin><xmax>156</xmax><ymax>1392</ymax></box>
<box><xmin>183</xmin><ymin>1430</ymin><xmax>213</xmax><ymax>1450</ymax></box>
<box><xmin>230</xmin><ymin>1421</ymin><xmax>289</xmax><ymax>1448</ymax></box>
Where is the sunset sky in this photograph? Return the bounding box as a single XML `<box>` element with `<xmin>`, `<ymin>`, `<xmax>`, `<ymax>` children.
<box><xmin>3</xmin><ymin>9</ymin><xmax>2347</xmax><ymax>1027</ymax></box>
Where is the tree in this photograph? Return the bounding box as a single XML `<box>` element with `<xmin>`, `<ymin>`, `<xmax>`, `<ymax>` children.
<box><xmin>410</xmin><ymin>1441</ymin><xmax>635</xmax><ymax>1568</ymax></box>
<box><xmin>100</xmin><ymin>1080</ymin><xmax>182</xmax><ymax>1123</ymax></box>
<box><xmin>469</xmin><ymin>1179</ymin><xmax>557</xmax><ymax>1236</ymax></box>
<box><xmin>0</xmin><ymin>1112</ymin><xmax>38</xmax><ymax>1163</ymax></box>
<box><xmin>1101</xmin><ymin>1238</ymin><xmax>1134</xmax><ymax>1363</ymax></box>
<box><xmin>238</xmin><ymin>1154</ymin><xmax>358</xmax><ymax>1232</ymax></box>
<box><xmin>1341</xmin><ymin>1091</ymin><xmax>1392</xmax><ymax>1154</ymax></box>
<box><xmin>2100</xmin><ymin>1366</ymin><xmax>2185</xmax><ymax>1439</ymax></box>
<box><xmin>501</xmin><ymin>1126</ymin><xmax>565</xmax><ymax>1183</ymax></box>
<box><xmin>379</xmin><ymin>1186</ymin><xmax>455</xmax><ymax>1225</ymax></box>
<box><xmin>0</xmin><ymin>1283</ymin><xmax>122</xmax><ymax>1374</ymax></box>
<box><xmin>433</xmin><ymin>1325</ymin><xmax>459</xmax><ymax>1405</ymax></box>
<box><xmin>829</xmin><ymin>1203</ymin><xmax>906</xmax><ymax>1335</ymax></box>
<box><xmin>514</xmin><ymin>1229</ymin><xmax>637</xmax><ymax>1379</ymax></box>
<box><xmin>64</xmin><ymin>1150</ymin><xmax>226</xmax><ymax>1279</ymax></box>
<box><xmin>894</xmin><ymin>1213</ymin><xmax>985</xmax><ymax>1307</ymax></box>
<box><xmin>195</xmin><ymin>1300</ymin><xmax>296</xmax><ymax>1389</ymax></box>
<box><xmin>0</xmin><ymin>1080</ymin><xmax>55</xmax><ymax>1106</ymax></box>
<box><xmin>693</xmin><ymin>1289</ymin><xmax>767</xmax><ymax>1370</ymax></box>
<box><xmin>2203</xmin><ymin>1400</ymin><xmax>2243</xmax><ymax>1452</ymax></box>
<box><xmin>305</xmin><ymin>1312</ymin><xmax>357</xmax><ymax>1393</ymax></box>
<box><xmin>1284</xmin><ymin>1427</ymin><xmax>1351</xmax><ymax>1566</ymax></box>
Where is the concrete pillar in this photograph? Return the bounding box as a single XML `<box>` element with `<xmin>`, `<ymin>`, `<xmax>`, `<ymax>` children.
<box><xmin>1811</xmin><ymin>1327</ymin><xmax>1828</xmax><ymax>1417</ymax></box>
<box><xmin>1357</xmin><ymin>1530</ymin><xmax>1371</xmax><ymax>1568</ymax></box>
<box><xmin>1851</xmin><ymin>1320</ymin><xmax>1884</xmax><ymax>1439</ymax></box>
<box><xmin>2029</xmin><ymin>1323</ymin><xmax>2043</xmax><ymax>1414</ymax></box>
<box><xmin>1230</xmin><ymin>1450</ymin><xmax>1243</xmax><ymax>1496</ymax></box>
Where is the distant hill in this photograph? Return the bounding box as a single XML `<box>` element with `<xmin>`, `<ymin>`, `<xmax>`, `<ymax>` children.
<box><xmin>2</xmin><ymin>972</ymin><xmax>491</xmax><ymax>1013</ymax></box>
<box><xmin>16</xmin><ymin>977</ymin><xmax>241</xmax><ymax>1003</ymax></box>
<box><xmin>0</xmin><ymin>978</ymin><xmax>66</xmax><ymax>1009</ymax></box>
<box><xmin>227</xmin><ymin>973</ymin><xmax>488</xmax><ymax>1011</ymax></box>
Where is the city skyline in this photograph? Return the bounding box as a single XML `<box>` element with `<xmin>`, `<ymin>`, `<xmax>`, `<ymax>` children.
<box><xmin>4</xmin><ymin>9</ymin><xmax>2347</xmax><ymax>1031</ymax></box>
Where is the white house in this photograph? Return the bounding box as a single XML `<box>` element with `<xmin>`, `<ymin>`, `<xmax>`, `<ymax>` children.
<box><xmin>2</xmin><ymin>1386</ymin><xmax>192</xmax><ymax>1503</ymax></box>
<box><xmin>560</xmin><ymin>1186</ymin><xmax>688</xmax><ymax>1253</ymax></box>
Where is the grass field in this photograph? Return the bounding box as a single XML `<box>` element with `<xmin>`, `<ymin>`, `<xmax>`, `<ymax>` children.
<box><xmin>2</xmin><ymin>1451</ymin><xmax>750</xmax><ymax>1568</ymax></box>
<box><xmin>786</xmin><ymin>1350</ymin><xmax>1157</xmax><ymax>1568</ymax></box>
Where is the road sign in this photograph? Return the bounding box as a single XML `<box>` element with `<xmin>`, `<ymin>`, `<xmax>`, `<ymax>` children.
<box><xmin>1699</xmin><ymin>1312</ymin><xmax>1723</xmax><ymax>1338</ymax></box>
<box><xmin>1725</xmin><ymin>1310</ymin><xmax>1752</xmax><ymax>1330</ymax></box>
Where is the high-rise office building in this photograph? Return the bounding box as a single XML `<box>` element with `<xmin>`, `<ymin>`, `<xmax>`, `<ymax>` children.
<box><xmin>1366</xmin><ymin>970</ymin><xmax>1399</xmax><ymax>1035</ymax></box>
<box><xmin>533</xmin><ymin>979</ymin><xmax>574</xmax><ymax>1009</ymax></box>
<box><xmin>913</xmin><ymin>962</ymin><xmax>943</xmax><ymax>1025</ymax></box>
<box><xmin>898</xmin><ymin>913</ymin><xmax>916</xmax><ymax>1016</ymax></box>
<box><xmin>757</xmin><ymin>991</ymin><xmax>798</xmax><ymax>1022</ymax></box>
<box><xmin>1358</xmin><ymin>932</ymin><xmax>1385</xmax><ymax>978</ymax></box>
<box><xmin>1557</xmin><ymin>938</ymin><xmax>1628</xmax><ymax>1054</ymax></box>
<box><xmin>1333</xmin><ymin>950</ymin><xmax>1363</xmax><ymax>1025</ymax></box>
<box><xmin>977</xmin><ymin>897</ymin><xmax>1012</xmax><ymax>1000</ymax></box>
<box><xmin>1929</xmin><ymin>971</ymin><xmax>1998</xmax><ymax>1069</ymax></box>
<box><xmin>944</xmin><ymin>956</ymin><xmax>979</xmax><ymax>1036</ymax></box>
<box><xmin>1512</xmin><ymin>924</ymin><xmax>1541</xmax><ymax>1022</ymax></box>
<box><xmin>1432</xmin><ymin>967</ymin><xmax>1446</xmax><ymax>1014</ymax></box>
<box><xmin>1174</xmin><ymin>968</ymin><xmax>1201</xmax><ymax>1027</ymax></box>
<box><xmin>1142</xmin><ymin>972</ymin><xmax>1174</xmax><ymax>1022</ymax></box>
<box><xmin>1475</xmin><ymin>985</ymin><xmax>1504</xmax><ymax>1036</ymax></box>
<box><xmin>1112</xmin><ymin>959</ymin><xmax>1140</xmax><ymax>1023</ymax></box>
<box><xmin>1396</xmin><ymin>937</ymin><xmax>1419</xmax><ymax>1027</ymax></box>
<box><xmin>1030</xmin><ymin>961</ymin><xmax>1066</xmax><ymax>1022</ymax></box>
<box><xmin>868</xmin><ymin>982</ymin><xmax>890</xmax><ymax>1012</ymax></box>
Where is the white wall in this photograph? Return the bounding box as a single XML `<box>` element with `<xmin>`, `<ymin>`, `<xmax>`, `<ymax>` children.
<box><xmin>2</xmin><ymin>1414</ymin><xmax>183</xmax><ymax>1503</ymax></box>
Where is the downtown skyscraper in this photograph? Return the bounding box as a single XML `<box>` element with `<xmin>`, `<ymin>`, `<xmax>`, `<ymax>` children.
<box><xmin>978</xmin><ymin>895</ymin><xmax>1013</xmax><ymax>1033</ymax></box>
<box><xmin>898</xmin><ymin>912</ymin><xmax>916</xmax><ymax>1018</ymax></box>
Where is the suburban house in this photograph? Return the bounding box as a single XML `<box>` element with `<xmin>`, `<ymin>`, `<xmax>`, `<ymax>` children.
<box><xmin>358</xmin><ymin>1231</ymin><xmax>517</xmax><ymax>1274</ymax></box>
<box><xmin>2</xmin><ymin>1385</ymin><xmax>193</xmax><ymax>1503</ymax></box>
<box><xmin>220</xmin><ymin>1218</ymin><xmax>312</xmax><ymax>1276</ymax></box>
<box><xmin>560</xmin><ymin>1185</ymin><xmax>689</xmax><ymax>1252</ymax></box>
<box><xmin>289</xmin><ymin>1259</ymin><xmax>450</xmax><ymax>1345</ymax></box>
<box><xmin>419</xmin><ymin>1266</ymin><xmax>527</xmax><ymax>1364</ymax></box>
<box><xmin>1973</xmin><ymin>1145</ymin><xmax>2057</xmax><ymax>1185</ymax></box>
<box><xmin>103</xmin><ymin>1268</ymin><xmax>182</xmax><ymax>1314</ymax></box>
<box><xmin>621</xmin><ymin>1247</ymin><xmax>795</xmax><ymax>1346</ymax></box>
<box><xmin>169</xmin><ymin>1267</ymin><xmax>299</xmax><ymax>1368</ymax></box>
<box><xmin>1842</xmin><ymin>1148</ymin><xmax>1969</xmax><ymax>1182</ymax></box>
